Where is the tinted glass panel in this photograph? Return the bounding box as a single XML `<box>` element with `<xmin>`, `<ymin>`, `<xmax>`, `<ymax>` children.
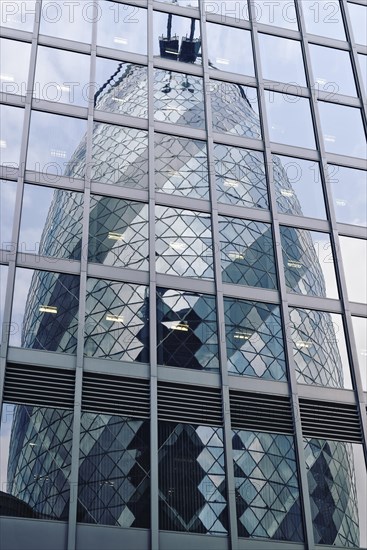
<box><xmin>207</xmin><ymin>23</ymin><xmax>254</xmax><ymax>76</ymax></box>
<box><xmin>0</xmin><ymin>39</ymin><xmax>31</xmax><ymax>97</ymax></box>
<box><xmin>259</xmin><ymin>34</ymin><xmax>306</xmax><ymax>86</ymax></box>
<box><xmin>352</xmin><ymin>316</ymin><xmax>367</xmax><ymax>391</ymax></box>
<box><xmin>309</xmin><ymin>44</ymin><xmax>357</xmax><ymax>97</ymax></box>
<box><xmin>348</xmin><ymin>2</ymin><xmax>367</xmax><ymax>45</ymax></box>
<box><xmin>97</xmin><ymin>1</ymin><xmax>147</xmax><ymax>54</ymax></box>
<box><xmin>0</xmin><ymin>265</ymin><xmax>8</xmax><ymax>336</ymax></box>
<box><xmin>301</xmin><ymin>0</ymin><xmax>346</xmax><ymax>40</ymax></box>
<box><xmin>0</xmin><ymin>179</ymin><xmax>17</xmax><ymax>247</ymax></box>
<box><xmin>328</xmin><ymin>165</ymin><xmax>367</xmax><ymax>227</ymax></box>
<box><xmin>318</xmin><ymin>103</ymin><xmax>366</xmax><ymax>159</ymax></box>
<box><xmin>40</xmin><ymin>0</ymin><xmax>93</xmax><ymax>42</ymax></box>
<box><xmin>0</xmin><ymin>105</ymin><xmax>24</xmax><ymax>168</ymax></box>
<box><xmin>339</xmin><ymin>236</ymin><xmax>367</xmax><ymax>303</ymax></box>
<box><xmin>357</xmin><ymin>54</ymin><xmax>367</xmax><ymax>94</ymax></box>
<box><xmin>154</xmin><ymin>11</ymin><xmax>201</xmax><ymax>65</ymax></box>
<box><xmin>0</xmin><ymin>0</ymin><xmax>36</xmax><ymax>31</ymax></box>
<box><xmin>253</xmin><ymin>0</ymin><xmax>298</xmax><ymax>30</ymax></box>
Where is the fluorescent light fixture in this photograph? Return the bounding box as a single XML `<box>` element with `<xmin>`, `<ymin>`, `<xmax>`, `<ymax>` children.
<box><xmin>0</xmin><ymin>140</ymin><xmax>7</xmax><ymax>149</ymax></box>
<box><xmin>216</xmin><ymin>57</ymin><xmax>230</xmax><ymax>65</ymax></box>
<box><xmin>280</xmin><ymin>189</ymin><xmax>294</xmax><ymax>197</ymax></box>
<box><xmin>172</xmin><ymin>321</ymin><xmax>189</xmax><ymax>332</ymax></box>
<box><xmin>108</xmin><ymin>232</ymin><xmax>125</xmax><ymax>241</ymax></box>
<box><xmin>114</xmin><ymin>37</ymin><xmax>128</xmax><ymax>45</ymax></box>
<box><xmin>287</xmin><ymin>260</ymin><xmax>302</xmax><ymax>269</ymax></box>
<box><xmin>169</xmin><ymin>241</ymin><xmax>186</xmax><ymax>251</ymax></box>
<box><xmin>39</xmin><ymin>305</ymin><xmax>58</xmax><ymax>314</ymax></box>
<box><xmin>29</xmin><ymin>443</ymin><xmax>37</xmax><ymax>447</ymax></box>
<box><xmin>50</xmin><ymin>149</ymin><xmax>67</xmax><ymax>158</ymax></box>
<box><xmin>336</xmin><ymin>199</ymin><xmax>347</xmax><ymax>207</ymax></box>
<box><xmin>170</xmin><ymin>170</ymin><xmax>181</xmax><ymax>177</ymax></box>
<box><xmin>234</xmin><ymin>330</ymin><xmax>253</xmax><ymax>340</ymax></box>
<box><xmin>166</xmin><ymin>49</ymin><xmax>179</xmax><ymax>56</ymax></box>
<box><xmin>112</xmin><ymin>97</ymin><xmax>127</xmax><ymax>104</ymax></box>
<box><xmin>315</xmin><ymin>78</ymin><xmax>327</xmax><ymax>85</ymax></box>
<box><xmin>224</xmin><ymin>178</ymin><xmax>239</xmax><ymax>188</ymax></box>
<box><xmin>324</xmin><ymin>134</ymin><xmax>336</xmax><ymax>143</ymax></box>
<box><xmin>0</xmin><ymin>74</ymin><xmax>14</xmax><ymax>82</ymax></box>
<box><xmin>296</xmin><ymin>340</ymin><xmax>312</xmax><ymax>349</ymax></box>
<box><xmin>106</xmin><ymin>314</ymin><xmax>124</xmax><ymax>323</ymax></box>
<box><xmin>228</xmin><ymin>251</ymin><xmax>245</xmax><ymax>260</ymax></box>
<box><xmin>56</xmin><ymin>84</ymin><xmax>70</xmax><ymax>92</ymax></box>
<box><xmin>361</xmin><ymin>349</ymin><xmax>367</xmax><ymax>357</ymax></box>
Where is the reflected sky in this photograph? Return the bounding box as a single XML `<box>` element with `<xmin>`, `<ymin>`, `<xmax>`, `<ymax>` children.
<box><xmin>207</xmin><ymin>23</ymin><xmax>254</xmax><ymax>76</ymax></box>
<box><xmin>318</xmin><ymin>102</ymin><xmax>366</xmax><ymax>159</ymax></box>
<box><xmin>259</xmin><ymin>34</ymin><xmax>306</xmax><ymax>86</ymax></box>
<box><xmin>301</xmin><ymin>0</ymin><xmax>346</xmax><ymax>40</ymax></box>
<box><xmin>253</xmin><ymin>0</ymin><xmax>298</xmax><ymax>30</ymax></box>
<box><xmin>0</xmin><ymin>0</ymin><xmax>36</xmax><ymax>31</ymax></box>
<box><xmin>339</xmin><ymin>236</ymin><xmax>367</xmax><ymax>304</ymax></box>
<box><xmin>158</xmin><ymin>0</ymin><xmax>198</xmax><ymax>7</ymax></box>
<box><xmin>347</xmin><ymin>2</ymin><xmax>367</xmax><ymax>46</ymax></box>
<box><xmin>97</xmin><ymin>1</ymin><xmax>147</xmax><ymax>55</ymax></box>
<box><xmin>40</xmin><ymin>0</ymin><xmax>93</xmax><ymax>43</ymax></box>
<box><xmin>0</xmin><ymin>39</ymin><xmax>31</xmax><ymax>97</ymax></box>
<box><xmin>352</xmin><ymin>316</ymin><xmax>367</xmax><ymax>392</ymax></box>
<box><xmin>357</xmin><ymin>54</ymin><xmax>367</xmax><ymax>95</ymax></box>
<box><xmin>328</xmin><ymin>165</ymin><xmax>367</xmax><ymax>227</ymax></box>
<box><xmin>0</xmin><ymin>105</ymin><xmax>24</xmax><ymax>167</ymax></box>
<box><xmin>309</xmin><ymin>44</ymin><xmax>357</xmax><ymax>97</ymax></box>
<box><xmin>0</xmin><ymin>180</ymin><xmax>17</xmax><ymax>247</ymax></box>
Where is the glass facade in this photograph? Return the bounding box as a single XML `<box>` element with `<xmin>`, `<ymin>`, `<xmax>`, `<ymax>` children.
<box><xmin>0</xmin><ymin>1</ymin><xmax>366</xmax><ymax>549</ymax></box>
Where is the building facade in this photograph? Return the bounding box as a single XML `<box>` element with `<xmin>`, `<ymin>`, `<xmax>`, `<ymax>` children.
<box><xmin>0</xmin><ymin>1</ymin><xmax>366</xmax><ymax>550</ymax></box>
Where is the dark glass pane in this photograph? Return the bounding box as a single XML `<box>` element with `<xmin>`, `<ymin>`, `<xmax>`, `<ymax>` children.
<box><xmin>154</xmin><ymin>11</ymin><xmax>201</xmax><ymax>65</ymax></box>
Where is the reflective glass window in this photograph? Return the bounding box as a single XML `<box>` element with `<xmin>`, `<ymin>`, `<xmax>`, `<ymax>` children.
<box><xmin>352</xmin><ymin>316</ymin><xmax>367</xmax><ymax>391</ymax></box>
<box><xmin>219</xmin><ymin>216</ymin><xmax>277</xmax><ymax>290</ymax></box>
<box><xmin>233</xmin><ymin>430</ymin><xmax>303</xmax><ymax>541</ymax></box>
<box><xmin>94</xmin><ymin>58</ymin><xmax>148</xmax><ymax>117</ymax></box>
<box><xmin>252</xmin><ymin>0</ymin><xmax>298</xmax><ymax>30</ymax></box>
<box><xmin>34</xmin><ymin>46</ymin><xmax>90</xmax><ymax>107</ymax></box>
<box><xmin>0</xmin><ymin>403</ymin><xmax>73</xmax><ymax>520</ymax></box>
<box><xmin>304</xmin><ymin>439</ymin><xmax>366</xmax><ymax>547</ymax></box>
<box><xmin>27</xmin><ymin>111</ymin><xmax>87</xmax><ymax>178</ymax></box>
<box><xmin>0</xmin><ymin>0</ymin><xmax>36</xmax><ymax>31</ymax></box>
<box><xmin>204</xmin><ymin>0</ymin><xmax>249</xmax><ymax>21</ymax></box>
<box><xmin>339</xmin><ymin>236</ymin><xmax>367</xmax><ymax>304</ymax></box>
<box><xmin>97</xmin><ymin>1</ymin><xmax>147</xmax><ymax>55</ymax></box>
<box><xmin>215</xmin><ymin>145</ymin><xmax>268</xmax><ymax>209</ymax></box>
<box><xmin>154</xmin><ymin>11</ymin><xmax>201</xmax><ymax>65</ymax></box>
<box><xmin>290</xmin><ymin>308</ymin><xmax>352</xmax><ymax>389</ymax></box>
<box><xmin>158</xmin><ymin>0</ymin><xmax>198</xmax><ymax>7</ymax></box>
<box><xmin>40</xmin><ymin>0</ymin><xmax>93</xmax><ymax>43</ymax></box>
<box><xmin>318</xmin><ymin>102</ymin><xmax>366</xmax><ymax>159</ymax></box>
<box><xmin>0</xmin><ymin>179</ymin><xmax>17</xmax><ymax>247</ymax></box>
<box><xmin>154</xmin><ymin>69</ymin><xmax>205</xmax><ymax>129</ymax></box>
<box><xmin>18</xmin><ymin>184</ymin><xmax>83</xmax><ymax>260</ymax></box>
<box><xmin>259</xmin><ymin>34</ymin><xmax>306</xmax><ymax>86</ymax></box>
<box><xmin>273</xmin><ymin>155</ymin><xmax>326</xmax><ymax>219</ymax></box>
<box><xmin>210</xmin><ymin>80</ymin><xmax>261</xmax><ymax>139</ymax></box>
<box><xmin>301</xmin><ymin>0</ymin><xmax>346</xmax><ymax>40</ymax></box>
<box><xmin>88</xmin><ymin>195</ymin><xmax>148</xmax><ymax>270</ymax></box>
<box><xmin>156</xmin><ymin>206</ymin><xmax>213</xmax><ymax>279</ymax></box>
<box><xmin>0</xmin><ymin>39</ymin><xmax>31</xmax><ymax>97</ymax></box>
<box><xmin>159</xmin><ymin>421</ymin><xmax>228</xmax><ymax>534</ymax></box>
<box><xmin>155</xmin><ymin>134</ymin><xmax>209</xmax><ymax>200</ymax></box>
<box><xmin>309</xmin><ymin>44</ymin><xmax>357</xmax><ymax>97</ymax></box>
<box><xmin>77</xmin><ymin>411</ymin><xmax>150</xmax><ymax>527</ymax></box>
<box><xmin>224</xmin><ymin>298</ymin><xmax>286</xmax><ymax>381</ymax></box>
<box><xmin>265</xmin><ymin>92</ymin><xmax>315</xmax><ymax>149</ymax></box>
<box><xmin>280</xmin><ymin>227</ymin><xmax>339</xmax><ymax>299</ymax></box>
<box><xmin>328</xmin><ymin>165</ymin><xmax>367</xmax><ymax>227</ymax></box>
<box><xmin>357</xmin><ymin>54</ymin><xmax>367</xmax><ymax>95</ymax></box>
<box><xmin>10</xmin><ymin>268</ymin><xmax>80</xmax><ymax>354</ymax></box>
<box><xmin>206</xmin><ymin>23</ymin><xmax>254</xmax><ymax>76</ymax></box>
<box><xmin>84</xmin><ymin>278</ymin><xmax>149</xmax><ymax>362</ymax></box>
<box><xmin>157</xmin><ymin>288</ymin><xmax>219</xmax><ymax>372</ymax></box>
<box><xmin>90</xmin><ymin>122</ymin><xmax>148</xmax><ymax>189</ymax></box>
<box><xmin>0</xmin><ymin>105</ymin><xmax>24</xmax><ymax>168</ymax></box>
<box><xmin>348</xmin><ymin>2</ymin><xmax>367</xmax><ymax>45</ymax></box>
<box><xmin>0</xmin><ymin>265</ymin><xmax>8</xmax><ymax>337</ymax></box>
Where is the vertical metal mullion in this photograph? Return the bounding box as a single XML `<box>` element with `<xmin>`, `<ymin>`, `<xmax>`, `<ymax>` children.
<box><xmin>249</xmin><ymin>3</ymin><xmax>315</xmax><ymax>549</ymax></box>
<box><xmin>199</xmin><ymin>4</ymin><xmax>238</xmax><ymax>549</ymax></box>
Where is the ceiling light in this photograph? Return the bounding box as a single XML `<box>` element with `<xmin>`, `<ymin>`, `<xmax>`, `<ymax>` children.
<box><xmin>224</xmin><ymin>178</ymin><xmax>239</xmax><ymax>188</ymax></box>
<box><xmin>0</xmin><ymin>74</ymin><xmax>14</xmax><ymax>82</ymax></box>
<box><xmin>280</xmin><ymin>189</ymin><xmax>294</xmax><ymax>197</ymax></box>
<box><xmin>216</xmin><ymin>58</ymin><xmax>230</xmax><ymax>65</ymax></box>
<box><xmin>228</xmin><ymin>251</ymin><xmax>245</xmax><ymax>260</ymax></box>
<box><xmin>106</xmin><ymin>314</ymin><xmax>124</xmax><ymax>323</ymax></box>
<box><xmin>0</xmin><ymin>140</ymin><xmax>7</xmax><ymax>148</ymax></box>
<box><xmin>172</xmin><ymin>321</ymin><xmax>189</xmax><ymax>332</ymax></box>
<box><xmin>108</xmin><ymin>232</ymin><xmax>125</xmax><ymax>241</ymax></box>
<box><xmin>287</xmin><ymin>260</ymin><xmax>302</xmax><ymax>269</ymax></box>
<box><xmin>234</xmin><ymin>330</ymin><xmax>253</xmax><ymax>340</ymax></box>
<box><xmin>169</xmin><ymin>241</ymin><xmax>186</xmax><ymax>251</ymax></box>
<box><xmin>336</xmin><ymin>199</ymin><xmax>347</xmax><ymax>206</ymax></box>
<box><xmin>39</xmin><ymin>305</ymin><xmax>57</xmax><ymax>314</ymax></box>
<box><xmin>114</xmin><ymin>37</ymin><xmax>128</xmax><ymax>45</ymax></box>
<box><xmin>296</xmin><ymin>340</ymin><xmax>312</xmax><ymax>349</ymax></box>
<box><xmin>56</xmin><ymin>84</ymin><xmax>70</xmax><ymax>92</ymax></box>
<box><xmin>50</xmin><ymin>149</ymin><xmax>67</xmax><ymax>158</ymax></box>
<box><xmin>361</xmin><ymin>349</ymin><xmax>367</xmax><ymax>357</ymax></box>
<box><xmin>324</xmin><ymin>134</ymin><xmax>336</xmax><ymax>143</ymax></box>
<box><xmin>29</xmin><ymin>443</ymin><xmax>37</xmax><ymax>447</ymax></box>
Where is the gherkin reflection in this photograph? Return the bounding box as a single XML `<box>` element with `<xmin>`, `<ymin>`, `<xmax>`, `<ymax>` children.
<box><xmin>2</xmin><ymin>12</ymin><xmax>361</xmax><ymax>546</ymax></box>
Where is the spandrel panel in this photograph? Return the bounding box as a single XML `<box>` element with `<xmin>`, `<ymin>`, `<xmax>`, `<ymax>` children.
<box><xmin>26</xmin><ymin>111</ymin><xmax>87</xmax><ymax>178</ymax></box>
<box><xmin>0</xmin><ymin>179</ymin><xmax>17</xmax><ymax>248</ymax></box>
<box><xmin>155</xmin><ymin>134</ymin><xmax>209</xmax><ymax>200</ymax></box>
<box><xmin>40</xmin><ymin>0</ymin><xmax>93</xmax><ymax>43</ymax></box>
<box><xmin>280</xmin><ymin>227</ymin><xmax>339</xmax><ymax>299</ymax></box>
<box><xmin>90</xmin><ymin>122</ymin><xmax>148</xmax><ymax>189</ymax></box>
<box><xmin>318</xmin><ymin>102</ymin><xmax>366</xmax><ymax>159</ymax></box>
<box><xmin>34</xmin><ymin>46</ymin><xmax>91</xmax><ymax>107</ymax></box>
<box><xmin>157</xmin><ymin>288</ymin><xmax>219</xmax><ymax>372</ymax></box>
<box><xmin>348</xmin><ymin>2</ymin><xmax>367</xmax><ymax>46</ymax></box>
<box><xmin>265</xmin><ymin>92</ymin><xmax>316</xmax><ymax>150</ymax></box>
<box><xmin>156</xmin><ymin>206</ymin><xmax>214</xmax><ymax>279</ymax></box>
<box><xmin>0</xmin><ymin>39</ymin><xmax>31</xmax><ymax>97</ymax></box>
<box><xmin>301</xmin><ymin>0</ymin><xmax>346</xmax><ymax>40</ymax></box>
<box><xmin>18</xmin><ymin>184</ymin><xmax>83</xmax><ymax>260</ymax></box>
<box><xmin>352</xmin><ymin>316</ymin><xmax>367</xmax><ymax>391</ymax></box>
<box><xmin>206</xmin><ymin>23</ymin><xmax>254</xmax><ymax>76</ymax></box>
<box><xmin>215</xmin><ymin>144</ymin><xmax>268</xmax><ymax>209</ymax></box>
<box><xmin>0</xmin><ymin>403</ymin><xmax>73</xmax><ymax>520</ymax></box>
<box><xmin>0</xmin><ymin>0</ymin><xmax>36</xmax><ymax>31</ymax></box>
<box><xmin>273</xmin><ymin>155</ymin><xmax>326</xmax><ymax>219</ymax></box>
<box><xmin>0</xmin><ymin>105</ymin><xmax>24</xmax><ymax>168</ymax></box>
<box><xmin>309</xmin><ymin>44</ymin><xmax>357</xmax><ymax>97</ymax></box>
<box><xmin>328</xmin><ymin>165</ymin><xmax>367</xmax><ymax>227</ymax></box>
<box><xmin>339</xmin><ymin>236</ymin><xmax>367</xmax><ymax>304</ymax></box>
<box><xmin>224</xmin><ymin>298</ymin><xmax>287</xmax><ymax>381</ymax></box>
<box><xmin>219</xmin><ymin>216</ymin><xmax>277</xmax><ymax>290</ymax></box>
<box><xmin>10</xmin><ymin>268</ymin><xmax>80</xmax><ymax>354</ymax></box>
<box><xmin>154</xmin><ymin>11</ymin><xmax>201</xmax><ymax>65</ymax></box>
<box><xmin>88</xmin><ymin>195</ymin><xmax>148</xmax><ymax>270</ymax></box>
<box><xmin>259</xmin><ymin>34</ymin><xmax>306</xmax><ymax>86</ymax></box>
<box><xmin>290</xmin><ymin>308</ymin><xmax>352</xmax><ymax>389</ymax></box>
<box><xmin>84</xmin><ymin>278</ymin><xmax>149</xmax><ymax>362</ymax></box>
<box><xmin>94</xmin><ymin>58</ymin><xmax>148</xmax><ymax>117</ymax></box>
<box><xmin>97</xmin><ymin>1</ymin><xmax>147</xmax><ymax>55</ymax></box>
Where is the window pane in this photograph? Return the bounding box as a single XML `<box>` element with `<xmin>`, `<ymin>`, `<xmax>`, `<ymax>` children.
<box><xmin>154</xmin><ymin>11</ymin><xmax>201</xmax><ymax>65</ymax></box>
<box><xmin>155</xmin><ymin>134</ymin><xmax>209</xmax><ymax>200</ymax></box>
<box><xmin>10</xmin><ymin>268</ymin><xmax>80</xmax><ymax>354</ymax></box>
<box><xmin>77</xmin><ymin>412</ymin><xmax>150</xmax><ymax>527</ymax></box>
<box><xmin>40</xmin><ymin>0</ymin><xmax>93</xmax><ymax>42</ymax></box>
<box><xmin>88</xmin><ymin>195</ymin><xmax>148</xmax><ymax>270</ymax></box>
<box><xmin>328</xmin><ymin>165</ymin><xmax>367</xmax><ymax>227</ymax></box>
<box><xmin>259</xmin><ymin>34</ymin><xmax>306</xmax><ymax>86</ymax></box>
<box><xmin>318</xmin><ymin>102</ymin><xmax>366</xmax><ymax>159</ymax></box>
<box><xmin>0</xmin><ymin>265</ymin><xmax>8</xmax><ymax>335</ymax></box>
<box><xmin>156</xmin><ymin>206</ymin><xmax>214</xmax><ymax>279</ymax></box>
<box><xmin>207</xmin><ymin>23</ymin><xmax>254</xmax><ymax>76</ymax></box>
<box><xmin>84</xmin><ymin>278</ymin><xmax>149</xmax><ymax>362</ymax></box>
<box><xmin>273</xmin><ymin>155</ymin><xmax>326</xmax><ymax>219</ymax></box>
<box><xmin>290</xmin><ymin>308</ymin><xmax>352</xmax><ymax>389</ymax></box>
<box><xmin>0</xmin><ymin>179</ymin><xmax>17</xmax><ymax>247</ymax></box>
<box><xmin>352</xmin><ymin>316</ymin><xmax>367</xmax><ymax>391</ymax></box>
<box><xmin>204</xmin><ymin>0</ymin><xmax>249</xmax><ymax>21</ymax></box>
<box><xmin>97</xmin><ymin>1</ymin><xmax>147</xmax><ymax>55</ymax></box>
<box><xmin>159</xmin><ymin>422</ymin><xmax>228</xmax><ymax>534</ymax></box>
<box><xmin>19</xmin><ymin>184</ymin><xmax>83</xmax><ymax>260</ymax></box>
<box><xmin>253</xmin><ymin>0</ymin><xmax>298</xmax><ymax>30</ymax></box>
<box><xmin>90</xmin><ymin>122</ymin><xmax>148</xmax><ymax>189</ymax></box>
<box><xmin>219</xmin><ymin>216</ymin><xmax>277</xmax><ymax>290</ymax></box>
<box><xmin>348</xmin><ymin>2</ymin><xmax>367</xmax><ymax>45</ymax></box>
<box><xmin>265</xmin><ymin>92</ymin><xmax>315</xmax><ymax>149</ymax></box>
<box><xmin>301</xmin><ymin>0</ymin><xmax>346</xmax><ymax>40</ymax></box>
<box><xmin>357</xmin><ymin>54</ymin><xmax>367</xmax><ymax>94</ymax></box>
<box><xmin>280</xmin><ymin>227</ymin><xmax>339</xmax><ymax>299</ymax></box>
<box><xmin>0</xmin><ymin>0</ymin><xmax>36</xmax><ymax>31</ymax></box>
<box><xmin>0</xmin><ymin>39</ymin><xmax>31</xmax><ymax>97</ymax></box>
<box><xmin>215</xmin><ymin>145</ymin><xmax>268</xmax><ymax>209</ymax></box>
<box><xmin>0</xmin><ymin>105</ymin><xmax>24</xmax><ymax>168</ymax></box>
<box><xmin>224</xmin><ymin>298</ymin><xmax>287</xmax><ymax>381</ymax></box>
<box><xmin>309</xmin><ymin>44</ymin><xmax>356</xmax><ymax>97</ymax></box>
<box><xmin>157</xmin><ymin>288</ymin><xmax>219</xmax><ymax>372</ymax></box>
<box><xmin>0</xmin><ymin>403</ymin><xmax>73</xmax><ymax>520</ymax></box>
<box><xmin>339</xmin><ymin>236</ymin><xmax>367</xmax><ymax>303</ymax></box>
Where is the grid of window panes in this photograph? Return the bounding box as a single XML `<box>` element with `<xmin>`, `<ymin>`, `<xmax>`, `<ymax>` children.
<box><xmin>0</xmin><ymin>0</ymin><xmax>366</xmax><ymax>549</ymax></box>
